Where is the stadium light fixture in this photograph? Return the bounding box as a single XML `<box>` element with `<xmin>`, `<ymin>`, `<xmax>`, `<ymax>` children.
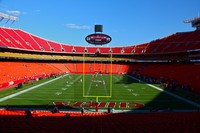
<box><xmin>183</xmin><ymin>16</ymin><xmax>200</xmax><ymax>30</ymax></box>
<box><xmin>183</xmin><ymin>16</ymin><xmax>200</xmax><ymax>23</ymax></box>
<box><xmin>0</xmin><ymin>12</ymin><xmax>19</xmax><ymax>26</ymax></box>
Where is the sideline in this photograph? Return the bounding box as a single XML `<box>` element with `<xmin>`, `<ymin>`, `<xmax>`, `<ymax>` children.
<box><xmin>0</xmin><ymin>75</ymin><xmax>67</xmax><ymax>103</ymax></box>
<box><xmin>127</xmin><ymin>75</ymin><xmax>200</xmax><ymax>108</ymax></box>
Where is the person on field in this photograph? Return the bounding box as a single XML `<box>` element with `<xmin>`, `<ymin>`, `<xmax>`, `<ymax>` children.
<box><xmin>53</xmin><ymin>106</ymin><xmax>59</xmax><ymax>113</ymax></box>
<box><xmin>81</xmin><ymin>107</ymin><xmax>84</xmax><ymax>116</ymax></box>
<box><xmin>64</xmin><ymin>113</ymin><xmax>70</xmax><ymax>118</ymax></box>
<box><xmin>25</xmin><ymin>109</ymin><xmax>32</xmax><ymax>118</ymax></box>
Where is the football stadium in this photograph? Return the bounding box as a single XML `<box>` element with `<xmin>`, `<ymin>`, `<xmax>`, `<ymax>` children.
<box><xmin>0</xmin><ymin>1</ymin><xmax>200</xmax><ymax>132</ymax></box>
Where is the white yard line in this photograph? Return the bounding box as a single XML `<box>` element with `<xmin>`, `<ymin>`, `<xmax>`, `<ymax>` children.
<box><xmin>0</xmin><ymin>75</ymin><xmax>67</xmax><ymax>102</ymax></box>
<box><xmin>11</xmin><ymin>98</ymin><xmax>85</xmax><ymax>101</ymax></box>
<box><xmin>100</xmin><ymin>75</ymin><xmax>109</xmax><ymax>96</ymax></box>
<box><xmin>73</xmin><ymin>75</ymin><xmax>82</xmax><ymax>83</ymax></box>
<box><xmin>127</xmin><ymin>75</ymin><xmax>200</xmax><ymax>108</ymax></box>
<box><xmin>86</xmin><ymin>75</ymin><xmax>93</xmax><ymax>96</ymax></box>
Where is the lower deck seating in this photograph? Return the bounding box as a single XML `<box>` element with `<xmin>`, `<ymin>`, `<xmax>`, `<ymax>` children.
<box><xmin>1</xmin><ymin>62</ymin><xmax>199</xmax><ymax>94</ymax></box>
<box><xmin>136</xmin><ymin>63</ymin><xmax>200</xmax><ymax>94</ymax></box>
<box><xmin>0</xmin><ymin>109</ymin><xmax>199</xmax><ymax>133</ymax></box>
<box><xmin>0</xmin><ymin>62</ymin><xmax>69</xmax><ymax>89</ymax></box>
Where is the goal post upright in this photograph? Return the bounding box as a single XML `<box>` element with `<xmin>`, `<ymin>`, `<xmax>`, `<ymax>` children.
<box><xmin>82</xmin><ymin>53</ymin><xmax>85</xmax><ymax>97</ymax></box>
<box><xmin>82</xmin><ymin>53</ymin><xmax>112</xmax><ymax>104</ymax></box>
<box><xmin>110</xmin><ymin>53</ymin><xmax>112</xmax><ymax>97</ymax></box>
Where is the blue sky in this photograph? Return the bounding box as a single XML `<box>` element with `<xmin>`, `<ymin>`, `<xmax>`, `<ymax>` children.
<box><xmin>0</xmin><ymin>0</ymin><xmax>199</xmax><ymax>47</ymax></box>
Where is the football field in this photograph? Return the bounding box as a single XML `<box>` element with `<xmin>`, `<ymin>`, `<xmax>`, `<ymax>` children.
<box><xmin>0</xmin><ymin>74</ymin><xmax>199</xmax><ymax>110</ymax></box>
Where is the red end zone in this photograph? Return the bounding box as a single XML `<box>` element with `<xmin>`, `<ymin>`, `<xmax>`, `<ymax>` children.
<box><xmin>53</xmin><ymin>101</ymin><xmax>144</xmax><ymax>109</ymax></box>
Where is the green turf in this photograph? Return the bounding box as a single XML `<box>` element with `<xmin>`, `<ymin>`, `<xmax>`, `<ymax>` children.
<box><xmin>83</xmin><ymin>74</ymin><xmax>111</xmax><ymax>97</ymax></box>
<box><xmin>0</xmin><ymin>74</ymin><xmax>198</xmax><ymax>110</ymax></box>
<box><xmin>0</xmin><ymin>77</ymin><xmax>54</xmax><ymax>98</ymax></box>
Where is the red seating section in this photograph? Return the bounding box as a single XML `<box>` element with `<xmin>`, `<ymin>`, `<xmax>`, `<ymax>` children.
<box><xmin>66</xmin><ymin>62</ymin><xmax>131</xmax><ymax>74</ymax></box>
<box><xmin>0</xmin><ymin>110</ymin><xmax>200</xmax><ymax>132</ymax></box>
<box><xmin>145</xmin><ymin>30</ymin><xmax>200</xmax><ymax>53</ymax></box>
<box><xmin>0</xmin><ymin>62</ymin><xmax>69</xmax><ymax>89</ymax></box>
<box><xmin>14</xmin><ymin>29</ymin><xmax>41</xmax><ymax>50</ymax></box>
<box><xmin>1</xmin><ymin>27</ymin><xmax>200</xmax><ymax>54</ymax></box>
<box><xmin>1</xmin><ymin>27</ymin><xmax>200</xmax><ymax>55</ymax></box>
<box><xmin>136</xmin><ymin>63</ymin><xmax>200</xmax><ymax>94</ymax></box>
<box><xmin>1</xmin><ymin>62</ymin><xmax>199</xmax><ymax>93</ymax></box>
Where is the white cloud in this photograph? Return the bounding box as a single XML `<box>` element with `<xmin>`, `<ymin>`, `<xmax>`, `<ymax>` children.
<box><xmin>6</xmin><ymin>10</ymin><xmax>21</xmax><ymax>16</ymax></box>
<box><xmin>65</xmin><ymin>24</ymin><xmax>91</xmax><ymax>30</ymax></box>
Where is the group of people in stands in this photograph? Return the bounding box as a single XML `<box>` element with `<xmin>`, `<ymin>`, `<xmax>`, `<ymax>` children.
<box><xmin>133</xmin><ymin>73</ymin><xmax>191</xmax><ymax>92</ymax></box>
